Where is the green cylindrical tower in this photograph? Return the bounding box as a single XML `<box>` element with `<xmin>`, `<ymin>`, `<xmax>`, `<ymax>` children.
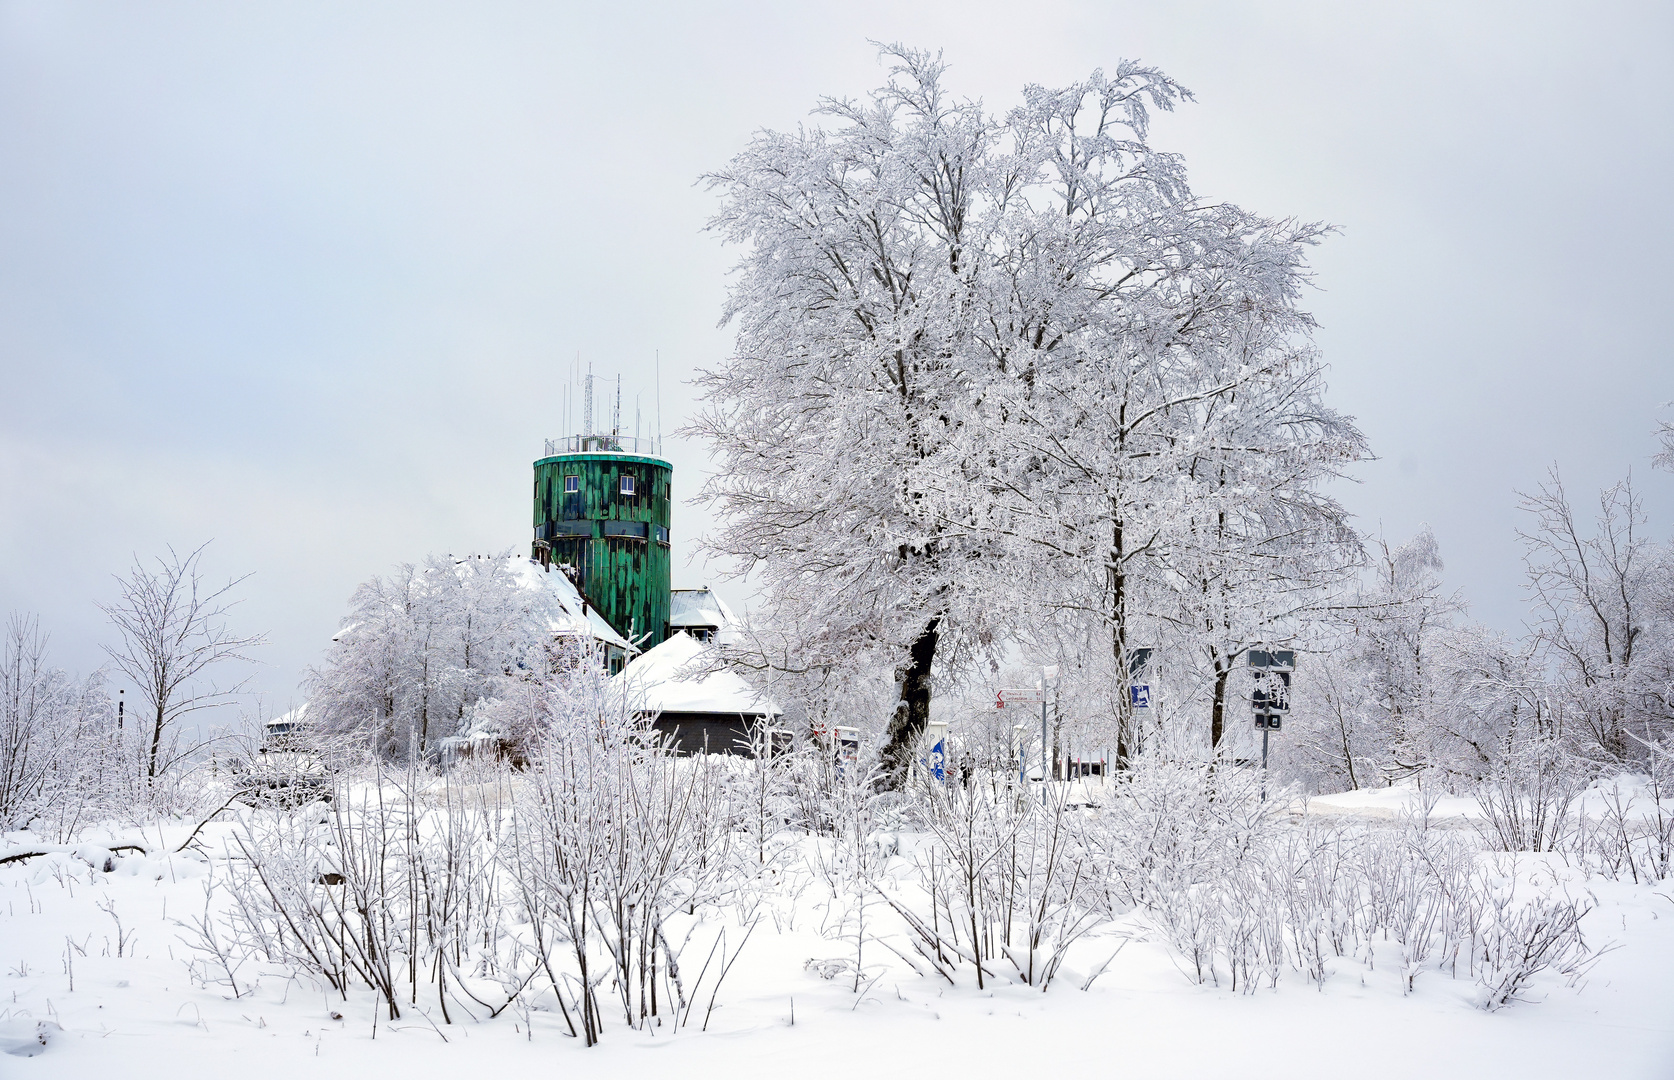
<box><xmin>533</xmin><ymin>434</ymin><xmax>671</xmax><ymax>652</ymax></box>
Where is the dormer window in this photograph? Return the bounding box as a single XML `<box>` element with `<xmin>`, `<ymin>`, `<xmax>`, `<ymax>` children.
<box><xmin>619</xmin><ymin>475</ymin><xmax>635</xmax><ymax>495</ymax></box>
<box><xmin>564</xmin><ymin>475</ymin><xmax>580</xmax><ymax>494</ymax></box>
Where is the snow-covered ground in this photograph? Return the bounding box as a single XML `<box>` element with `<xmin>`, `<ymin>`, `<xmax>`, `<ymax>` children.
<box><xmin>3</xmin><ymin>803</ymin><xmax>1672</xmax><ymax>1080</ymax></box>
<box><xmin>1300</xmin><ymin>776</ymin><xmax>1673</xmax><ymax>823</ymax></box>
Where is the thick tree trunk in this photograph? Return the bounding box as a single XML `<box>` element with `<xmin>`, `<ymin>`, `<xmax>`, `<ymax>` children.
<box><xmin>878</xmin><ymin>616</ymin><xmax>941</xmax><ymax>790</ymax></box>
<box><xmin>1109</xmin><ymin>500</ymin><xmax>1132</xmax><ymax>769</ymax></box>
<box><xmin>1210</xmin><ymin>652</ymin><xmax>1230</xmax><ymax>751</ymax></box>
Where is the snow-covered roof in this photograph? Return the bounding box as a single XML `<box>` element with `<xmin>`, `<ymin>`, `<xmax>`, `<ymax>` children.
<box><xmin>611</xmin><ymin>631</ymin><xmax>779</xmax><ymax>716</ymax></box>
<box><xmin>669</xmin><ymin>587</ymin><xmax>736</xmax><ymax>629</ymax></box>
<box><xmin>502</xmin><ymin>557</ymin><xmax>635</xmax><ymax>652</ymax></box>
<box><xmin>330</xmin><ymin>555</ymin><xmax>633</xmax><ymax>653</ymax></box>
<box><xmin>265</xmin><ymin>703</ymin><xmax>311</xmax><ymax>731</ymax></box>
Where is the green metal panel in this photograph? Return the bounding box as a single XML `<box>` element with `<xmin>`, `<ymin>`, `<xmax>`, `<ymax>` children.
<box><xmin>532</xmin><ymin>452</ymin><xmax>672</xmax><ymax>649</ymax></box>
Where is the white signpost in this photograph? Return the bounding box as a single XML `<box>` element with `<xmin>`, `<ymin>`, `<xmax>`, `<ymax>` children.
<box><xmin>997</xmin><ymin>687</ymin><xmax>1051</xmax><ymax>794</ymax></box>
<box><xmin>995</xmin><ymin>688</ymin><xmax>1045</xmax><ymax>708</ymax></box>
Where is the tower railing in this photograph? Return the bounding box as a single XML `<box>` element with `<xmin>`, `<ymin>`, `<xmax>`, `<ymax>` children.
<box><xmin>544</xmin><ymin>434</ymin><xmax>664</xmax><ymax>457</ymax></box>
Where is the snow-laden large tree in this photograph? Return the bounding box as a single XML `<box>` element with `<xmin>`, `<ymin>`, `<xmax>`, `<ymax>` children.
<box><xmin>698</xmin><ymin>45</ymin><xmax>1364</xmax><ymax>781</ymax></box>
<box><xmin>698</xmin><ymin>46</ymin><xmax>1021</xmax><ymax>784</ymax></box>
<box><xmin>986</xmin><ymin>221</ymin><xmax>1365</xmax><ymax>756</ymax></box>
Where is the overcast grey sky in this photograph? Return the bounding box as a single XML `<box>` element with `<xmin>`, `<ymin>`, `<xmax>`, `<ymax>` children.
<box><xmin>2</xmin><ymin>0</ymin><xmax>1670</xmax><ymax>715</ymax></box>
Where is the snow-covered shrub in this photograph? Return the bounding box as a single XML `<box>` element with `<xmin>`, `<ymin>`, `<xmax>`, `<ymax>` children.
<box><xmin>1558</xmin><ymin>767</ymin><xmax>1674</xmax><ymax>884</ymax></box>
<box><xmin>221</xmin><ymin>763</ymin><xmax>507</xmax><ymax>1021</ymax></box>
<box><xmin>1043</xmin><ymin>751</ymin><xmax>1605</xmax><ymax>1002</ymax></box>
<box><xmin>892</xmin><ymin>780</ymin><xmax>1102</xmax><ymax>991</ymax></box>
<box><xmin>1472</xmin><ymin>866</ymin><xmax>1596</xmax><ymax>1011</ymax></box>
<box><xmin>1090</xmin><ymin>753</ymin><xmax>1270</xmax><ymax>913</ymax></box>
<box><xmin>1083</xmin><ymin>755</ymin><xmax>1275</xmax><ymax>987</ymax></box>
<box><xmin>889</xmin><ymin>765</ymin><xmax>1127</xmax><ymax>992</ymax></box>
<box><xmin>218</xmin><ymin>650</ymin><xmax>774</xmax><ymax>1046</ymax></box>
<box><xmin>889</xmin><ymin>765</ymin><xmax>1022</xmax><ymax>989</ymax></box>
<box><xmin>804</xmin><ymin>748</ymin><xmax>892</xmax><ymax>994</ymax></box>
<box><xmin>502</xmin><ymin>666</ymin><xmax>747</xmax><ymax>1043</ymax></box>
<box><xmin>1475</xmin><ymin>736</ymin><xmax>1586</xmax><ymax>854</ymax></box>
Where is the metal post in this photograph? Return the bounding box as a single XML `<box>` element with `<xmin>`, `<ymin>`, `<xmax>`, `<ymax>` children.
<box><xmin>1040</xmin><ymin>682</ymin><xmax>1050</xmax><ymax>799</ymax></box>
<box><xmin>1260</xmin><ymin>726</ymin><xmax>1269</xmax><ymax>802</ymax></box>
<box><xmin>118</xmin><ymin>689</ymin><xmax>124</xmax><ymax>731</ymax></box>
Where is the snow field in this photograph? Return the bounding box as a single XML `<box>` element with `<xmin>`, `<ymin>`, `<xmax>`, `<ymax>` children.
<box><xmin>2</xmin><ymin>798</ymin><xmax>1672</xmax><ymax>1080</ymax></box>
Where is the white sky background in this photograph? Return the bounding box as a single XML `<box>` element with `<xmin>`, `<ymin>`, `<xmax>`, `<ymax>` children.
<box><xmin>1</xmin><ymin>1</ymin><xmax>1670</xmax><ymax>717</ymax></box>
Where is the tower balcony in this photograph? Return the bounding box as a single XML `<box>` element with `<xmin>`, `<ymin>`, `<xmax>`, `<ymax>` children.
<box><xmin>545</xmin><ymin>434</ymin><xmax>664</xmax><ymax>457</ymax></box>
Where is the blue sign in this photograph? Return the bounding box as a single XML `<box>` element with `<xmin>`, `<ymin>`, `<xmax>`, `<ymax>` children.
<box><xmin>927</xmin><ymin>739</ymin><xmax>945</xmax><ymax>781</ymax></box>
<box><xmin>1131</xmin><ymin>685</ymin><xmax>1151</xmax><ymax>709</ymax></box>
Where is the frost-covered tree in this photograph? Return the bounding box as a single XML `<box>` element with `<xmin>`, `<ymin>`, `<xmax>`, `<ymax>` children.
<box><xmin>699</xmin><ymin>44</ymin><xmax>1362</xmax><ymax>781</ymax></box>
<box><xmin>1518</xmin><ymin>470</ymin><xmax>1673</xmax><ymax>762</ymax></box>
<box><xmin>1148</xmin><ymin>373</ymin><xmax>1364</xmax><ymax>751</ymax></box>
<box><xmin>0</xmin><ymin>615</ymin><xmax>68</xmax><ymax>824</ymax></box>
<box><xmin>1340</xmin><ymin>528</ymin><xmax>1464</xmax><ymax>780</ymax></box>
<box><xmin>100</xmin><ymin>544</ymin><xmax>264</xmax><ymax>784</ymax></box>
<box><xmin>1286</xmin><ymin>528</ymin><xmax>1462</xmax><ymax>787</ymax></box>
<box><xmin>308</xmin><ymin>553</ymin><xmax>562</xmax><ymax>761</ymax></box>
<box><xmin>698</xmin><ymin>46</ymin><xmax>1026</xmax><ymax>785</ymax></box>
<box><xmin>0</xmin><ymin>614</ymin><xmax>142</xmax><ymax>833</ymax></box>
<box><xmin>1654</xmin><ymin>412</ymin><xmax>1674</xmax><ymax>474</ymax></box>
<box><xmin>971</xmin><ymin>79</ymin><xmax>1363</xmax><ymax>762</ymax></box>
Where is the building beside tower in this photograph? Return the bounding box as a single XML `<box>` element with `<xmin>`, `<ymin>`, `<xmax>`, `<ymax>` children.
<box><xmin>531</xmin><ymin>432</ymin><xmax>672</xmax><ymax>665</ymax></box>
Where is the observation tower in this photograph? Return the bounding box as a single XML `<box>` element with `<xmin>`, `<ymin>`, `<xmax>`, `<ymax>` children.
<box><xmin>532</xmin><ymin>420</ymin><xmax>671</xmax><ymax>659</ymax></box>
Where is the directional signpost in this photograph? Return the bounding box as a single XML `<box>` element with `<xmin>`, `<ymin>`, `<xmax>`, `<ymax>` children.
<box><xmin>997</xmin><ymin>686</ymin><xmax>1050</xmax><ymax>795</ymax></box>
<box><xmin>1248</xmin><ymin>650</ymin><xmax>1295</xmax><ymax>800</ymax></box>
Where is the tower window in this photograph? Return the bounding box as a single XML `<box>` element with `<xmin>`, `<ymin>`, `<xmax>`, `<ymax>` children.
<box><xmin>619</xmin><ymin>475</ymin><xmax>635</xmax><ymax>495</ymax></box>
<box><xmin>564</xmin><ymin>475</ymin><xmax>580</xmax><ymax>493</ymax></box>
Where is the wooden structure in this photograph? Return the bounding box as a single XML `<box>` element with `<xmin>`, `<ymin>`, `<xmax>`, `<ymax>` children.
<box><xmin>532</xmin><ymin>433</ymin><xmax>672</xmax><ymax>653</ymax></box>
